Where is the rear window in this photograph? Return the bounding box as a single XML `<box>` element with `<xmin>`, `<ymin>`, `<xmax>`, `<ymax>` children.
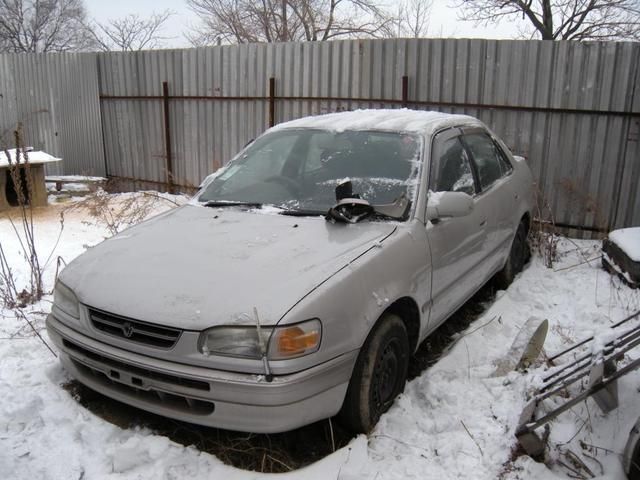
<box><xmin>430</xmin><ymin>137</ymin><xmax>476</xmax><ymax>195</ymax></box>
<box><xmin>463</xmin><ymin>133</ymin><xmax>512</xmax><ymax>190</ymax></box>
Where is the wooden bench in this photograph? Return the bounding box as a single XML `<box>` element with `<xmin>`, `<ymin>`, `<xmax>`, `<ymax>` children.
<box><xmin>45</xmin><ymin>176</ymin><xmax>106</xmax><ymax>192</ymax></box>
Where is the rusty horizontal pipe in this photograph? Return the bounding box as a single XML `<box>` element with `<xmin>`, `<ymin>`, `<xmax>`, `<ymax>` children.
<box><xmin>106</xmin><ymin>175</ymin><xmax>198</xmax><ymax>192</ymax></box>
<box><xmin>99</xmin><ymin>95</ymin><xmax>265</xmax><ymax>101</ymax></box>
<box><xmin>99</xmin><ymin>94</ymin><xmax>640</xmax><ymax>118</ymax></box>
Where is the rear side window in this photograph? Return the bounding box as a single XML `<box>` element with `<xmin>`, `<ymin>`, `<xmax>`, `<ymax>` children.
<box><xmin>462</xmin><ymin>133</ymin><xmax>512</xmax><ymax>190</ymax></box>
<box><xmin>431</xmin><ymin>137</ymin><xmax>476</xmax><ymax>195</ymax></box>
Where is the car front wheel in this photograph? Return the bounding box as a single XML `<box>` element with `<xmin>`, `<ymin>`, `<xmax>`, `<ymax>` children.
<box><xmin>495</xmin><ymin>220</ymin><xmax>529</xmax><ymax>289</ymax></box>
<box><xmin>338</xmin><ymin>313</ymin><xmax>409</xmax><ymax>433</ymax></box>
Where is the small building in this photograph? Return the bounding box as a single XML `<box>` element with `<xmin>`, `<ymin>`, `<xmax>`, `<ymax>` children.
<box><xmin>0</xmin><ymin>148</ymin><xmax>61</xmax><ymax>212</ymax></box>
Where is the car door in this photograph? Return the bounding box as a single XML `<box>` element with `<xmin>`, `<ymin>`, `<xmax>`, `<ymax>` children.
<box><xmin>425</xmin><ymin>127</ymin><xmax>494</xmax><ymax>331</ymax></box>
<box><xmin>460</xmin><ymin>128</ymin><xmax>517</xmax><ymax>271</ymax></box>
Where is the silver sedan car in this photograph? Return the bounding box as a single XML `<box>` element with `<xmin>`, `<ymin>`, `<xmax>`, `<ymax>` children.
<box><xmin>46</xmin><ymin>110</ymin><xmax>533</xmax><ymax>434</ymax></box>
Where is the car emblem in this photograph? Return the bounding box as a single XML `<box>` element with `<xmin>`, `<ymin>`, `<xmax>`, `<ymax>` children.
<box><xmin>121</xmin><ymin>322</ymin><xmax>135</xmax><ymax>338</ymax></box>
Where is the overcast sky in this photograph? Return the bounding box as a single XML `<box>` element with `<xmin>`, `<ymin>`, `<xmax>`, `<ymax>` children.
<box><xmin>84</xmin><ymin>0</ymin><xmax>525</xmax><ymax>49</ymax></box>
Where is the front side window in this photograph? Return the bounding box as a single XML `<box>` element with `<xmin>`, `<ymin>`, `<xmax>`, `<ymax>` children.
<box><xmin>431</xmin><ymin>136</ymin><xmax>476</xmax><ymax>196</ymax></box>
<box><xmin>198</xmin><ymin>129</ymin><xmax>422</xmax><ymax>216</ymax></box>
<box><xmin>462</xmin><ymin>133</ymin><xmax>511</xmax><ymax>190</ymax></box>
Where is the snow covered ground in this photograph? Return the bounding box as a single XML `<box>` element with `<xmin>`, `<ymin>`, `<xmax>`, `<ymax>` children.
<box><xmin>1</xmin><ymin>194</ymin><xmax>639</xmax><ymax>480</ymax></box>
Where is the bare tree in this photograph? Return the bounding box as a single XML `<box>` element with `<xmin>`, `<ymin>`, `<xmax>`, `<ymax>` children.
<box><xmin>87</xmin><ymin>10</ymin><xmax>174</xmax><ymax>51</ymax></box>
<box><xmin>457</xmin><ymin>0</ymin><xmax>640</xmax><ymax>41</ymax></box>
<box><xmin>0</xmin><ymin>0</ymin><xmax>92</xmax><ymax>53</ymax></box>
<box><xmin>394</xmin><ymin>0</ymin><xmax>433</xmax><ymax>37</ymax></box>
<box><xmin>185</xmin><ymin>0</ymin><xmax>396</xmax><ymax>45</ymax></box>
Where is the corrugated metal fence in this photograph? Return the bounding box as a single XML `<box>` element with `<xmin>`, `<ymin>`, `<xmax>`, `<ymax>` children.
<box><xmin>0</xmin><ymin>39</ymin><xmax>638</xmax><ymax>234</ymax></box>
<box><xmin>0</xmin><ymin>53</ymin><xmax>105</xmax><ymax>176</ymax></box>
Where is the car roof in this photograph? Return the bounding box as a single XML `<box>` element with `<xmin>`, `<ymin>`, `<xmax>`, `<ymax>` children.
<box><xmin>269</xmin><ymin>109</ymin><xmax>484</xmax><ymax>136</ymax></box>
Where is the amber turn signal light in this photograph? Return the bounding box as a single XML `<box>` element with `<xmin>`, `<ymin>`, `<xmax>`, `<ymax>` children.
<box><xmin>269</xmin><ymin>320</ymin><xmax>322</xmax><ymax>359</ymax></box>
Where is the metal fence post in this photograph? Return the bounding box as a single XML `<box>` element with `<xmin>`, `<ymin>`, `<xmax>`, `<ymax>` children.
<box><xmin>402</xmin><ymin>75</ymin><xmax>409</xmax><ymax>108</ymax></box>
<box><xmin>269</xmin><ymin>77</ymin><xmax>276</xmax><ymax>127</ymax></box>
<box><xmin>162</xmin><ymin>81</ymin><xmax>174</xmax><ymax>193</ymax></box>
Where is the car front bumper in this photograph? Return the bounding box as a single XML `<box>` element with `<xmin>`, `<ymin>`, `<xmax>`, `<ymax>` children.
<box><xmin>46</xmin><ymin>314</ymin><xmax>356</xmax><ymax>433</ymax></box>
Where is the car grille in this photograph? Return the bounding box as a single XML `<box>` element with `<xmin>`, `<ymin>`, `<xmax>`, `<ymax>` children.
<box><xmin>89</xmin><ymin>308</ymin><xmax>182</xmax><ymax>348</ymax></box>
<box><xmin>63</xmin><ymin>339</ymin><xmax>214</xmax><ymax>416</ymax></box>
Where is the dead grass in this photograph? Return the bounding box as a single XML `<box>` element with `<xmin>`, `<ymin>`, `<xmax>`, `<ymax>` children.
<box><xmin>1</xmin><ymin>131</ymin><xmax>46</xmax><ymax>308</ymax></box>
<box><xmin>62</xmin><ymin>380</ymin><xmax>352</xmax><ymax>473</ymax></box>
<box><xmin>65</xmin><ymin>189</ymin><xmax>184</xmax><ymax>236</ymax></box>
<box><xmin>0</xmin><ymin>201</ymin><xmax>68</xmax><ymax>222</ymax></box>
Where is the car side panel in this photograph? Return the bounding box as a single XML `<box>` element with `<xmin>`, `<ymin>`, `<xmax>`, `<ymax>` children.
<box><xmin>487</xmin><ymin>154</ymin><xmax>535</xmax><ymax>270</ymax></box>
<box><xmin>474</xmin><ymin>174</ymin><xmax>518</xmax><ymax>275</ymax></box>
<box><xmin>424</xmin><ymin>194</ymin><xmax>492</xmax><ymax>332</ymax></box>
<box><xmin>278</xmin><ymin>222</ymin><xmax>432</xmax><ymax>359</ymax></box>
<box><xmin>485</xmin><ymin>129</ymin><xmax>535</xmax><ymax>260</ymax></box>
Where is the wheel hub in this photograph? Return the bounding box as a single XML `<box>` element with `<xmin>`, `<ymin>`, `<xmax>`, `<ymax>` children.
<box><xmin>374</xmin><ymin>342</ymin><xmax>399</xmax><ymax>407</ymax></box>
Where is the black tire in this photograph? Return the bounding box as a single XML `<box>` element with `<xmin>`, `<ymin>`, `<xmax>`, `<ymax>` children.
<box><xmin>338</xmin><ymin>314</ymin><xmax>409</xmax><ymax>433</ymax></box>
<box><xmin>495</xmin><ymin>221</ymin><xmax>529</xmax><ymax>289</ymax></box>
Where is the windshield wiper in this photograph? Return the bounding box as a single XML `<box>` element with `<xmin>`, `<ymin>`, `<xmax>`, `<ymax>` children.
<box><xmin>202</xmin><ymin>200</ymin><xmax>263</xmax><ymax>208</ymax></box>
<box><xmin>325</xmin><ymin>180</ymin><xmax>411</xmax><ymax>224</ymax></box>
<box><xmin>278</xmin><ymin>208</ymin><xmax>326</xmax><ymax>217</ymax></box>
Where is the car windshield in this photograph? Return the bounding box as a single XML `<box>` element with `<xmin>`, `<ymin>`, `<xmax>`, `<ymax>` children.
<box><xmin>197</xmin><ymin>128</ymin><xmax>422</xmax><ymax>216</ymax></box>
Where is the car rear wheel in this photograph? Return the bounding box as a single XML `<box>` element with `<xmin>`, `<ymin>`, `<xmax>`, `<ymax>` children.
<box><xmin>495</xmin><ymin>220</ymin><xmax>529</xmax><ymax>289</ymax></box>
<box><xmin>338</xmin><ymin>313</ymin><xmax>409</xmax><ymax>433</ymax></box>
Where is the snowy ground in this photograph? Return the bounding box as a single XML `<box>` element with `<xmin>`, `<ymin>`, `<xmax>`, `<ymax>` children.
<box><xmin>1</xmin><ymin>194</ymin><xmax>639</xmax><ymax>480</ymax></box>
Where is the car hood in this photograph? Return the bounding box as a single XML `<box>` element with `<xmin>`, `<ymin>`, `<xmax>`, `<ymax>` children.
<box><xmin>60</xmin><ymin>204</ymin><xmax>396</xmax><ymax>330</ymax></box>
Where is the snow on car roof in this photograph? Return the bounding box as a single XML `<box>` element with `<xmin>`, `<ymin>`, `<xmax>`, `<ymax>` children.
<box><xmin>269</xmin><ymin>109</ymin><xmax>482</xmax><ymax>135</ymax></box>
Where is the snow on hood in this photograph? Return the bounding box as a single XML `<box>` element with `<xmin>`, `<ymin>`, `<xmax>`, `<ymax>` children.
<box><xmin>60</xmin><ymin>205</ymin><xmax>396</xmax><ymax>330</ymax></box>
<box><xmin>269</xmin><ymin>109</ymin><xmax>480</xmax><ymax>135</ymax></box>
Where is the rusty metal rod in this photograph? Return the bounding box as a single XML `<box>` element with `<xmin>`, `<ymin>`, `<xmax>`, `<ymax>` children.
<box><xmin>100</xmin><ymin>95</ymin><xmax>266</xmax><ymax>101</ymax></box>
<box><xmin>521</xmin><ymin>355</ymin><xmax>640</xmax><ymax>433</ymax></box>
<box><xmin>533</xmin><ymin>218</ymin><xmax>609</xmax><ymax>233</ymax></box>
<box><xmin>547</xmin><ymin>310</ymin><xmax>640</xmax><ymax>363</ymax></box>
<box><xmin>268</xmin><ymin>77</ymin><xmax>276</xmax><ymax>127</ymax></box>
<box><xmin>162</xmin><ymin>81</ymin><xmax>174</xmax><ymax>194</ymax></box>
<box><xmin>99</xmin><ymin>94</ymin><xmax>640</xmax><ymax>118</ymax></box>
<box><xmin>106</xmin><ymin>175</ymin><xmax>197</xmax><ymax>192</ymax></box>
<box><xmin>542</xmin><ymin>322</ymin><xmax>640</xmax><ymax>389</ymax></box>
<box><xmin>538</xmin><ymin>331</ymin><xmax>640</xmax><ymax>402</ymax></box>
<box><xmin>401</xmin><ymin>76</ymin><xmax>409</xmax><ymax>108</ymax></box>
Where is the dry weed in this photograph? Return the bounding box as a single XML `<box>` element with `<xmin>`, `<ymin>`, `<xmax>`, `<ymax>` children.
<box><xmin>68</xmin><ymin>189</ymin><xmax>184</xmax><ymax>237</ymax></box>
<box><xmin>530</xmin><ymin>183</ymin><xmax>561</xmax><ymax>268</ymax></box>
<box><xmin>0</xmin><ymin>126</ymin><xmax>49</xmax><ymax>307</ymax></box>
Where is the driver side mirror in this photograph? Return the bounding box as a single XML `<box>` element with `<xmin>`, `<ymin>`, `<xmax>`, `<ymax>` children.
<box><xmin>426</xmin><ymin>191</ymin><xmax>474</xmax><ymax>222</ymax></box>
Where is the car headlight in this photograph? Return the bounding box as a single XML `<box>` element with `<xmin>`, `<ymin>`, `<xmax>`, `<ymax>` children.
<box><xmin>198</xmin><ymin>319</ymin><xmax>322</xmax><ymax>360</ymax></box>
<box><xmin>53</xmin><ymin>281</ymin><xmax>80</xmax><ymax>319</ymax></box>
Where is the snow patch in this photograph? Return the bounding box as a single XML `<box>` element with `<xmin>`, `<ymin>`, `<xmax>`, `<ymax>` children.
<box><xmin>1</xmin><ymin>200</ymin><xmax>639</xmax><ymax>480</ymax></box>
<box><xmin>0</xmin><ymin>148</ymin><xmax>61</xmax><ymax>167</ymax></box>
<box><xmin>269</xmin><ymin>109</ymin><xmax>481</xmax><ymax>136</ymax></box>
<box><xmin>428</xmin><ymin>190</ymin><xmax>445</xmax><ymax>207</ymax></box>
<box><xmin>609</xmin><ymin>227</ymin><xmax>640</xmax><ymax>262</ymax></box>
